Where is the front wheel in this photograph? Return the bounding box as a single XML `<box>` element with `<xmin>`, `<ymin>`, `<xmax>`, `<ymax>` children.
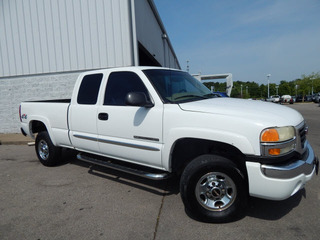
<box><xmin>35</xmin><ymin>132</ymin><xmax>61</xmax><ymax>166</ymax></box>
<box><xmin>180</xmin><ymin>154</ymin><xmax>248</xmax><ymax>223</ymax></box>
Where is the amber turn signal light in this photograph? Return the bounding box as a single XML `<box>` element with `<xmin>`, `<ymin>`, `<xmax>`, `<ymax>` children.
<box><xmin>268</xmin><ymin>148</ymin><xmax>281</xmax><ymax>155</ymax></box>
<box><xmin>261</xmin><ymin>129</ymin><xmax>279</xmax><ymax>142</ymax></box>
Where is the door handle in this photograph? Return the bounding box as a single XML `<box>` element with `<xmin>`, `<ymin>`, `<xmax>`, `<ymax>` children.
<box><xmin>98</xmin><ymin>113</ymin><xmax>109</xmax><ymax>121</ymax></box>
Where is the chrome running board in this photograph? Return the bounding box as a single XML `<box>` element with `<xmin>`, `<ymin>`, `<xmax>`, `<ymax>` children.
<box><xmin>77</xmin><ymin>153</ymin><xmax>170</xmax><ymax>180</ymax></box>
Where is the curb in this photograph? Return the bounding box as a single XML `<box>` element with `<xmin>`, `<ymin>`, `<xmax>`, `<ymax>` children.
<box><xmin>0</xmin><ymin>134</ymin><xmax>34</xmax><ymax>146</ymax></box>
<box><xmin>0</xmin><ymin>141</ymin><xmax>34</xmax><ymax>145</ymax></box>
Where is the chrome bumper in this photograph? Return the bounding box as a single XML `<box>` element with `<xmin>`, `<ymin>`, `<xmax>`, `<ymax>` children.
<box><xmin>261</xmin><ymin>141</ymin><xmax>318</xmax><ymax>179</ymax></box>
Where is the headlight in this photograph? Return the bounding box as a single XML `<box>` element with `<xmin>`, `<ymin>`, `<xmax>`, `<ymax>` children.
<box><xmin>260</xmin><ymin>126</ymin><xmax>296</xmax><ymax>156</ymax></box>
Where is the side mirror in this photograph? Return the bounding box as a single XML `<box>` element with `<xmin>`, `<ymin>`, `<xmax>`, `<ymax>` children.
<box><xmin>126</xmin><ymin>92</ymin><xmax>154</xmax><ymax>108</ymax></box>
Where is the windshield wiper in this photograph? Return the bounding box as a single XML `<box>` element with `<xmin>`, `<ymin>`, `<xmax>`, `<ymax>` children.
<box><xmin>203</xmin><ymin>93</ymin><xmax>220</xmax><ymax>98</ymax></box>
<box><xmin>174</xmin><ymin>94</ymin><xmax>208</xmax><ymax>100</ymax></box>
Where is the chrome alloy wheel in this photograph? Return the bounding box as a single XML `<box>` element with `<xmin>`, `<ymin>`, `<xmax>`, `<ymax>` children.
<box><xmin>38</xmin><ymin>140</ymin><xmax>49</xmax><ymax>161</ymax></box>
<box><xmin>195</xmin><ymin>172</ymin><xmax>237</xmax><ymax>211</ymax></box>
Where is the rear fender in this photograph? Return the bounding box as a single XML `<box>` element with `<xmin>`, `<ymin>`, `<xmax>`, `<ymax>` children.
<box><xmin>29</xmin><ymin>116</ymin><xmax>57</xmax><ymax>146</ymax></box>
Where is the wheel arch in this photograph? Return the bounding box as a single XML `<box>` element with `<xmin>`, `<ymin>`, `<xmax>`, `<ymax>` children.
<box><xmin>170</xmin><ymin>138</ymin><xmax>247</xmax><ymax>177</ymax></box>
<box><xmin>29</xmin><ymin>118</ymin><xmax>57</xmax><ymax>145</ymax></box>
<box><xmin>30</xmin><ymin>120</ymin><xmax>47</xmax><ymax>133</ymax></box>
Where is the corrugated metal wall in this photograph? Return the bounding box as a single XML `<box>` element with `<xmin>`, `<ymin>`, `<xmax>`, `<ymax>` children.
<box><xmin>0</xmin><ymin>0</ymin><xmax>134</xmax><ymax>77</ymax></box>
<box><xmin>135</xmin><ymin>0</ymin><xmax>180</xmax><ymax>69</ymax></box>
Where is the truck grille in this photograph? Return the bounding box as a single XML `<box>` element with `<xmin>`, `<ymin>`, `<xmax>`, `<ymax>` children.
<box><xmin>298</xmin><ymin>124</ymin><xmax>307</xmax><ymax>148</ymax></box>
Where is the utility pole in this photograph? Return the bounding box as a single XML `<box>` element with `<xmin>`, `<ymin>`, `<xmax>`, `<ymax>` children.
<box><xmin>267</xmin><ymin>74</ymin><xmax>271</xmax><ymax>98</ymax></box>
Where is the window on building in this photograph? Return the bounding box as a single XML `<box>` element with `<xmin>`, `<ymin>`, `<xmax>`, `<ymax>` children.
<box><xmin>104</xmin><ymin>72</ymin><xmax>150</xmax><ymax>106</ymax></box>
<box><xmin>77</xmin><ymin>73</ymin><xmax>103</xmax><ymax>104</ymax></box>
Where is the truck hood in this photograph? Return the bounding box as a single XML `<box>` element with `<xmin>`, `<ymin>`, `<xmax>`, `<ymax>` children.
<box><xmin>179</xmin><ymin>98</ymin><xmax>304</xmax><ymax>127</ymax></box>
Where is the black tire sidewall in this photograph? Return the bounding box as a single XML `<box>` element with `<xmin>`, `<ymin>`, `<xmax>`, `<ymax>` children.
<box><xmin>180</xmin><ymin>154</ymin><xmax>247</xmax><ymax>223</ymax></box>
<box><xmin>35</xmin><ymin>132</ymin><xmax>61</xmax><ymax>166</ymax></box>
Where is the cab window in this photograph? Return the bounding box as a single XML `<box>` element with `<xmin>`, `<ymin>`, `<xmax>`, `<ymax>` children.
<box><xmin>104</xmin><ymin>72</ymin><xmax>150</xmax><ymax>106</ymax></box>
<box><xmin>77</xmin><ymin>73</ymin><xmax>103</xmax><ymax>104</ymax></box>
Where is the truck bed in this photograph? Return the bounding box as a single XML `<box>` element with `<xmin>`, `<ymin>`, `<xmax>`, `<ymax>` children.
<box><xmin>20</xmin><ymin>100</ymin><xmax>72</xmax><ymax>147</ymax></box>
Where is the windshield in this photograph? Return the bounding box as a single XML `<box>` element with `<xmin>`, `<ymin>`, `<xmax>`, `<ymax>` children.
<box><xmin>143</xmin><ymin>69</ymin><xmax>215</xmax><ymax>103</ymax></box>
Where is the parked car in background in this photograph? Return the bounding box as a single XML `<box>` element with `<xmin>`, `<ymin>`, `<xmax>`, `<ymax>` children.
<box><xmin>212</xmin><ymin>91</ymin><xmax>229</xmax><ymax>97</ymax></box>
<box><xmin>296</xmin><ymin>95</ymin><xmax>313</xmax><ymax>102</ymax></box>
<box><xmin>296</xmin><ymin>95</ymin><xmax>303</xmax><ymax>102</ymax></box>
<box><xmin>280</xmin><ymin>95</ymin><xmax>293</xmax><ymax>104</ymax></box>
<box><xmin>305</xmin><ymin>95</ymin><xmax>313</xmax><ymax>102</ymax></box>
<box><xmin>314</xmin><ymin>93</ymin><xmax>320</xmax><ymax>103</ymax></box>
<box><xmin>266</xmin><ymin>95</ymin><xmax>280</xmax><ymax>103</ymax></box>
<box><xmin>291</xmin><ymin>96</ymin><xmax>296</xmax><ymax>103</ymax></box>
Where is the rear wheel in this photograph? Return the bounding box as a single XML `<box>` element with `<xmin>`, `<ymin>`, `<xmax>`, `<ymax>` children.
<box><xmin>180</xmin><ymin>154</ymin><xmax>247</xmax><ymax>222</ymax></box>
<box><xmin>35</xmin><ymin>132</ymin><xmax>61</xmax><ymax>166</ymax></box>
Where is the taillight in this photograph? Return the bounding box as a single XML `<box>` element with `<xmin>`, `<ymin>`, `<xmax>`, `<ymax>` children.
<box><xmin>19</xmin><ymin>105</ymin><xmax>22</xmax><ymax>122</ymax></box>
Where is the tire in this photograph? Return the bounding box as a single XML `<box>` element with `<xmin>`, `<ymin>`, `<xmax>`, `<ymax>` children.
<box><xmin>180</xmin><ymin>154</ymin><xmax>247</xmax><ymax>223</ymax></box>
<box><xmin>35</xmin><ymin>131</ymin><xmax>61</xmax><ymax>166</ymax></box>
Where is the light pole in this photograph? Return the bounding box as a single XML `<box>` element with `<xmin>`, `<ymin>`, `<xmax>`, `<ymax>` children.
<box><xmin>267</xmin><ymin>74</ymin><xmax>271</xmax><ymax>98</ymax></box>
<box><xmin>246</xmin><ymin>86</ymin><xmax>248</xmax><ymax>96</ymax></box>
<box><xmin>241</xmin><ymin>84</ymin><xmax>243</xmax><ymax>98</ymax></box>
<box><xmin>311</xmin><ymin>77</ymin><xmax>314</xmax><ymax>95</ymax></box>
<box><xmin>276</xmin><ymin>85</ymin><xmax>279</xmax><ymax>95</ymax></box>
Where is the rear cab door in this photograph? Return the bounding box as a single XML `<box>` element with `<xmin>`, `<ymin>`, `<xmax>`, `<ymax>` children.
<box><xmin>69</xmin><ymin>72</ymin><xmax>104</xmax><ymax>153</ymax></box>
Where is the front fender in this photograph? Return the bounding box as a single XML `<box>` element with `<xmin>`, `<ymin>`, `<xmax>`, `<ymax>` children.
<box><xmin>162</xmin><ymin>127</ymin><xmax>255</xmax><ymax>171</ymax></box>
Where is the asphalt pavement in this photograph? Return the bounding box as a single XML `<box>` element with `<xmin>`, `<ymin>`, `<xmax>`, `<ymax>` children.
<box><xmin>0</xmin><ymin>102</ymin><xmax>319</xmax><ymax>240</ymax></box>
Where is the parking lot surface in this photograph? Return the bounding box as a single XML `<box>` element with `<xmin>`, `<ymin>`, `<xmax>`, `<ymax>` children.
<box><xmin>1</xmin><ymin>103</ymin><xmax>319</xmax><ymax>240</ymax></box>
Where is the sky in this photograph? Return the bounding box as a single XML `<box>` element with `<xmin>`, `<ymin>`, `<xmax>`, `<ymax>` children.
<box><xmin>153</xmin><ymin>0</ymin><xmax>320</xmax><ymax>85</ymax></box>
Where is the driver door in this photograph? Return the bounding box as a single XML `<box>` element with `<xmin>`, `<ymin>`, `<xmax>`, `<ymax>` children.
<box><xmin>97</xmin><ymin>71</ymin><xmax>163</xmax><ymax>168</ymax></box>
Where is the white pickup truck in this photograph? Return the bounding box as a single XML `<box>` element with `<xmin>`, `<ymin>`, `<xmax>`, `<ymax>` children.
<box><xmin>20</xmin><ymin>67</ymin><xmax>318</xmax><ymax>222</ymax></box>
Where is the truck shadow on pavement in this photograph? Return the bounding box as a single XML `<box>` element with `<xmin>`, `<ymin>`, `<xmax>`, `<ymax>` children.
<box><xmin>66</xmin><ymin>153</ymin><xmax>305</xmax><ymax>222</ymax></box>
<box><xmin>185</xmin><ymin>190</ymin><xmax>304</xmax><ymax>223</ymax></box>
<box><xmin>246</xmin><ymin>190</ymin><xmax>304</xmax><ymax>220</ymax></box>
<box><xmin>69</xmin><ymin>157</ymin><xmax>180</xmax><ymax>197</ymax></box>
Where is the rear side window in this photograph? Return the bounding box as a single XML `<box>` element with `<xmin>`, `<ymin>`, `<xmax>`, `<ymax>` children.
<box><xmin>104</xmin><ymin>72</ymin><xmax>150</xmax><ymax>106</ymax></box>
<box><xmin>77</xmin><ymin>73</ymin><xmax>103</xmax><ymax>104</ymax></box>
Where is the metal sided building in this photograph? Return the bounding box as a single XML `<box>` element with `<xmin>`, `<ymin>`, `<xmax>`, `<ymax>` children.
<box><xmin>0</xmin><ymin>0</ymin><xmax>180</xmax><ymax>133</ymax></box>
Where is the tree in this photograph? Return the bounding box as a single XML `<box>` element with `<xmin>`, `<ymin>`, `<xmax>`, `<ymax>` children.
<box><xmin>278</xmin><ymin>81</ymin><xmax>294</xmax><ymax>96</ymax></box>
<box><xmin>200</xmin><ymin>71</ymin><xmax>320</xmax><ymax>99</ymax></box>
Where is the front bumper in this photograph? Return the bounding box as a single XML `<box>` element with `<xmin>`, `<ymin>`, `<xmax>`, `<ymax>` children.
<box><xmin>246</xmin><ymin>141</ymin><xmax>318</xmax><ymax>200</ymax></box>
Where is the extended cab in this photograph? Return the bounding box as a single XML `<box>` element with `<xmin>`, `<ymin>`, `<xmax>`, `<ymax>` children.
<box><xmin>20</xmin><ymin>67</ymin><xmax>319</xmax><ymax>222</ymax></box>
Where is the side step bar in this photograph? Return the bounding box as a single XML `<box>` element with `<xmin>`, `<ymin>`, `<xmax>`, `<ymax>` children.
<box><xmin>77</xmin><ymin>153</ymin><xmax>170</xmax><ymax>180</ymax></box>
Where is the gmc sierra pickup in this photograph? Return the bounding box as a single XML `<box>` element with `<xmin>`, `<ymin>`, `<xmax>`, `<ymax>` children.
<box><xmin>20</xmin><ymin>67</ymin><xmax>319</xmax><ymax>222</ymax></box>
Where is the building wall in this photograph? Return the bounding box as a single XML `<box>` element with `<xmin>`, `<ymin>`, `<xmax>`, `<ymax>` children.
<box><xmin>135</xmin><ymin>0</ymin><xmax>180</xmax><ymax>69</ymax></box>
<box><xmin>0</xmin><ymin>0</ymin><xmax>134</xmax><ymax>78</ymax></box>
<box><xmin>0</xmin><ymin>72</ymin><xmax>79</xmax><ymax>133</ymax></box>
